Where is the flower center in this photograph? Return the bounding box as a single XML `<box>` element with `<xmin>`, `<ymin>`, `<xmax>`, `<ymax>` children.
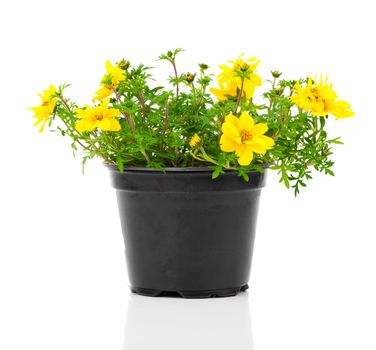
<box><xmin>95</xmin><ymin>114</ymin><xmax>104</xmax><ymax>121</ymax></box>
<box><xmin>311</xmin><ymin>87</ymin><xmax>320</xmax><ymax>100</ymax></box>
<box><xmin>240</xmin><ymin>63</ymin><xmax>249</xmax><ymax>72</ymax></box>
<box><xmin>234</xmin><ymin>62</ymin><xmax>250</xmax><ymax>72</ymax></box>
<box><xmin>241</xmin><ymin>130</ymin><xmax>253</xmax><ymax>142</ymax></box>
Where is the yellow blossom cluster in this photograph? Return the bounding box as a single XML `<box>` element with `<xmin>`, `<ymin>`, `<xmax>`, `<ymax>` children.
<box><xmin>28</xmin><ymin>85</ymin><xmax>57</xmax><ymax>132</ymax></box>
<box><xmin>75</xmin><ymin>99</ymin><xmax>121</xmax><ymax>132</ymax></box>
<box><xmin>290</xmin><ymin>77</ymin><xmax>354</xmax><ymax>119</ymax></box>
<box><xmin>210</xmin><ymin>54</ymin><xmax>262</xmax><ymax>101</ymax></box>
<box><xmin>93</xmin><ymin>60</ymin><xmax>126</xmax><ymax>102</ymax></box>
<box><xmin>29</xmin><ymin>60</ymin><xmax>126</xmax><ymax>134</ymax></box>
<box><xmin>220</xmin><ymin>112</ymin><xmax>274</xmax><ymax>166</ymax></box>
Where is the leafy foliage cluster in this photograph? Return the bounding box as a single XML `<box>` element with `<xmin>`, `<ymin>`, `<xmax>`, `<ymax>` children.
<box><xmin>43</xmin><ymin>49</ymin><xmax>346</xmax><ymax>194</ymax></box>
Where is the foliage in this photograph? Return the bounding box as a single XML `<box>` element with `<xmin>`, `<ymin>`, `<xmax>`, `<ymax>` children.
<box><xmin>29</xmin><ymin>50</ymin><xmax>354</xmax><ymax>194</ymax></box>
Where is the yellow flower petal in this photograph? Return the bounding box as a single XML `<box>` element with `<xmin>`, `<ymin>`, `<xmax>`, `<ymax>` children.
<box><xmin>250</xmin><ymin>73</ymin><xmax>262</xmax><ymax>86</ymax></box>
<box><xmin>209</xmin><ymin>87</ymin><xmax>225</xmax><ymax>101</ymax></box>
<box><xmin>258</xmin><ymin>135</ymin><xmax>275</xmax><ymax>149</ymax></box>
<box><xmin>104</xmin><ymin>108</ymin><xmax>121</xmax><ymax>118</ymax></box>
<box><xmin>332</xmin><ymin>100</ymin><xmax>355</xmax><ymax>119</ymax></box>
<box><xmin>251</xmin><ymin>123</ymin><xmax>268</xmax><ymax>136</ymax></box>
<box><xmin>220</xmin><ymin>134</ymin><xmax>238</xmax><ymax>152</ymax></box>
<box><xmin>108</xmin><ymin>119</ymin><xmax>121</xmax><ymax>131</ymax></box>
<box><xmin>75</xmin><ymin>119</ymin><xmax>96</xmax><ymax>132</ymax></box>
<box><xmin>105</xmin><ymin>60</ymin><xmax>115</xmax><ymax>73</ymax></box>
<box><xmin>235</xmin><ymin>144</ymin><xmax>253</xmax><ymax>166</ymax></box>
<box><xmin>247</xmin><ymin>141</ymin><xmax>266</xmax><ymax>154</ymax></box>
<box><xmin>243</xmin><ymin>79</ymin><xmax>256</xmax><ymax>99</ymax></box>
<box><xmin>36</xmin><ymin>119</ymin><xmax>48</xmax><ymax>133</ymax></box>
<box><xmin>239</xmin><ymin>112</ymin><xmax>255</xmax><ymax>131</ymax></box>
<box><xmin>222</xmin><ymin>122</ymin><xmax>241</xmax><ymax>143</ymax></box>
<box><xmin>93</xmin><ymin>85</ymin><xmax>113</xmax><ymax>102</ymax></box>
<box><xmin>224</xmin><ymin>114</ymin><xmax>240</xmax><ymax>128</ymax></box>
<box><xmin>76</xmin><ymin>108</ymin><xmax>88</xmax><ymax>119</ymax></box>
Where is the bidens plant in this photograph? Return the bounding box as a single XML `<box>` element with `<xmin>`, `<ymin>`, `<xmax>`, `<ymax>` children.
<box><xmin>29</xmin><ymin>49</ymin><xmax>354</xmax><ymax>195</ymax></box>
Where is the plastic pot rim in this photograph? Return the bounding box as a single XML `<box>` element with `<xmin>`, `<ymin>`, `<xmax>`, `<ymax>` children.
<box><xmin>105</xmin><ymin>163</ymin><xmax>269</xmax><ymax>174</ymax></box>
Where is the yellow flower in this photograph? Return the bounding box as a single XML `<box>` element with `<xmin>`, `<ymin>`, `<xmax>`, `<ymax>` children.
<box><xmin>220</xmin><ymin>112</ymin><xmax>274</xmax><ymax>166</ymax></box>
<box><xmin>93</xmin><ymin>60</ymin><xmax>126</xmax><ymax>102</ymax></box>
<box><xmin>189</xmin><ymin>133</ymin><xmax>201</xmax><ymax>148</ymax></box>
<box><xmin>75</xmin><ymin>99</ymin><xmax>121</xmax><ymax>132</ymax></box>
<box><xmin>210</xmin><ymin>54</ymin><xmax>262</xmax><ymax>101</ymax></box>
<box><xmin>93</xmin><ymin>85</ymin><xmax>113</xmax><ymax>102</ymax></box>
<box><xmin>210</xmin><ymin>81</ymin><xmax>238</xmax><ymax>101</ymax></box>
<box><xmin>29</xmin><ymin>85</ymin><xmax>57</xmax><ymax>132</ymax></box>
<box><xmin>290</xmin><ymin>77</ymin><xmax>355</xmax><ymax>119</ymax></box>
<box><xmin>102</xmin><ymin>60</ymin><xmax>126</xmax><ymax>85</ymax></box>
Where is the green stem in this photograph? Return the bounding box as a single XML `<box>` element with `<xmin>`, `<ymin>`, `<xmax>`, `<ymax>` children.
<box><xmin>57</xmin><ymin>97</ymin><xmax>86</xmax><ymax>149</ymax></box>
<box><xmin>113</xmin><ymin>85</ymin><xmax>135</xmax><ymax>132</ymax></box>
<box><xmin>88</xmin><ymin>131</ymin><xmax>111</xmax><ymax>162</ymax></box>
<box><xmin>235</xmin><ymin>77</ymin><xmax>245</xmax><ymax>113</ymax></box>
<box><xmin>172</xmin><ymin>60</ymin><xmax>179</xmax><ymax>97</ymax></box>
<box><xmin>163</xmin><ymin>98</ymin><xmax>169</xmax><ymax>133</ymax></box>
<box><xmin>140</xmin><ymin>149</ymin><xmax>150</xmax><ymax>163</ymax></box>
<box><xmin>196</xmin><ymin>85</ymin><xmax>206</xmax><ymax>109</ymax></box>
<box><xmin>102</xmin><ymin>131</ymin><xmax>118</xmax><ymax>153</ymax></box>
<box><xmin>136</xmin><ymin>91</ymin><xmax>146</xmax><ymax>123</ymax></box>
<box><xmin>190</xmin><ymin>83</ymin><xmax>197</xmax><ymax>104</ymax></box>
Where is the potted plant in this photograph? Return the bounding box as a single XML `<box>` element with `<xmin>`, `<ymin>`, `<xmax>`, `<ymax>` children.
<box><xmin>29</xmin><ymin>49</ymin><xmax>354</xmax><ymax>298</ymax></box>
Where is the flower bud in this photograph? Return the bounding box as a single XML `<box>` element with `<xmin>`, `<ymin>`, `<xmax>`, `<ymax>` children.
<box><xmin>189</xmin><ymin>133</ymin><xmax>201</xmax><ymax>148</ymax></box>
<box><xmin>198</xmin><ymin>63</ymin><xmax>209</xmax><ymax>71</ymax></box>
<box><xmin>185</xmin><ymin>72</ymin><xmax>195</xmax><ymax>83</ymax></box>
<box><xmin>117</xmin><ymin>59</ymin><xmax>131</xmax><ymax>70</ymax></box>
<box><xmin>271</xmin><ymin>70</ymin><xmax>282</xmax><ymax>78</ymax></box>
<box><xmin>275</xmin><ymin>87</ymin><xmax>284</xmax><ymax>96</ymax></box>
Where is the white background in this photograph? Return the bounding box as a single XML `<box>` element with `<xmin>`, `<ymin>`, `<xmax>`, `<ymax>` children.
<box><xmin>1</xmin><ymin>0</ymin><xmax>375</xmax><ymax>349</ymax></box>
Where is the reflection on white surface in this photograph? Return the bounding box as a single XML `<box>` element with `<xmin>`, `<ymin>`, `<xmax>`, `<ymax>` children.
<box><xmin>123</xmin><ymin>292</ymin><xmax>254</xmax><ymax>349</ymax></box>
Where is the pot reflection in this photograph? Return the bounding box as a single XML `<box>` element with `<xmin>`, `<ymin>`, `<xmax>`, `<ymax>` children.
<box><xmin>123</xmin><ymin>293</ymin><xmax>254</xmax><ymax>349</ymax></box>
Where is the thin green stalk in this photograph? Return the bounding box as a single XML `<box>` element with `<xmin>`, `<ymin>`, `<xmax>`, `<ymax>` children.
<box><xmin>113</xmin><ymin>85</ymin><xmax>135</xmax><ymax>132</ymax></box>
<box><xmin>196</xmin><ymin>85</ymin><xmax>206</xmax><ymax>109</ymax></box>
<box><xmin>57</xmin><ymin>97</ymin><xmax>86</xmax><ymax>149</ymax></box>
<box><xmin>172</xmin><ymin>60</ymin><xmax>179</xmax><ymax>97</ymax></box>
<box><xmin>136</xmin><ymin>91</ymin><xmax>146</xmax><ymax>123</ymax></box>
<box><xmin>235</xmin><ymin>77</ymin><xmax>245</xmax><ymax>113</ymax></box>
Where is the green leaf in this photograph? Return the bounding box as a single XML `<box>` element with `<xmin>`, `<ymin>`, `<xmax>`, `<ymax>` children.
<box><xmin>240</xmin><ymin>172</ymin><xmax>249</xmax><ymax>182</ymax></box>
<box><xmin>211</xmin><ymin>165</ymin><xmax>223</xmax><ymax>179</ymax></box>
<box><xmin>116</xmin><ymin>155</ymin><xmax>124</xmax><ymax>172</ymax></box>
<box><xmin>251</xmin><ymin>164</ymin><xmax>265</xmax><ymax>173</ymax></box>
<box><xmin>325</xmin><ymin>169</ymin><xmax>335</xmax><ymax>176</ymax></box>
<box><xmin>327</xmin><ymin>137</ymin><xmax>344</xmax><ymax>145</ymax></box>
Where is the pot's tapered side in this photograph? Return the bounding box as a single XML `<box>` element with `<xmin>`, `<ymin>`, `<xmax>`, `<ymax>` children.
<box><xmin>108</xmin><ymin>167</ymin><xmax>267</xmax><ymax>298</ymax></box>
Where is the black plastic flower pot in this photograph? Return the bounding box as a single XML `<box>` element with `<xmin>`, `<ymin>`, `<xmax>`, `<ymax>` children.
<box><xmin>107</xmin><ymin>166</ymin><xmax>267</xmax><ymax>298</ymax></box>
